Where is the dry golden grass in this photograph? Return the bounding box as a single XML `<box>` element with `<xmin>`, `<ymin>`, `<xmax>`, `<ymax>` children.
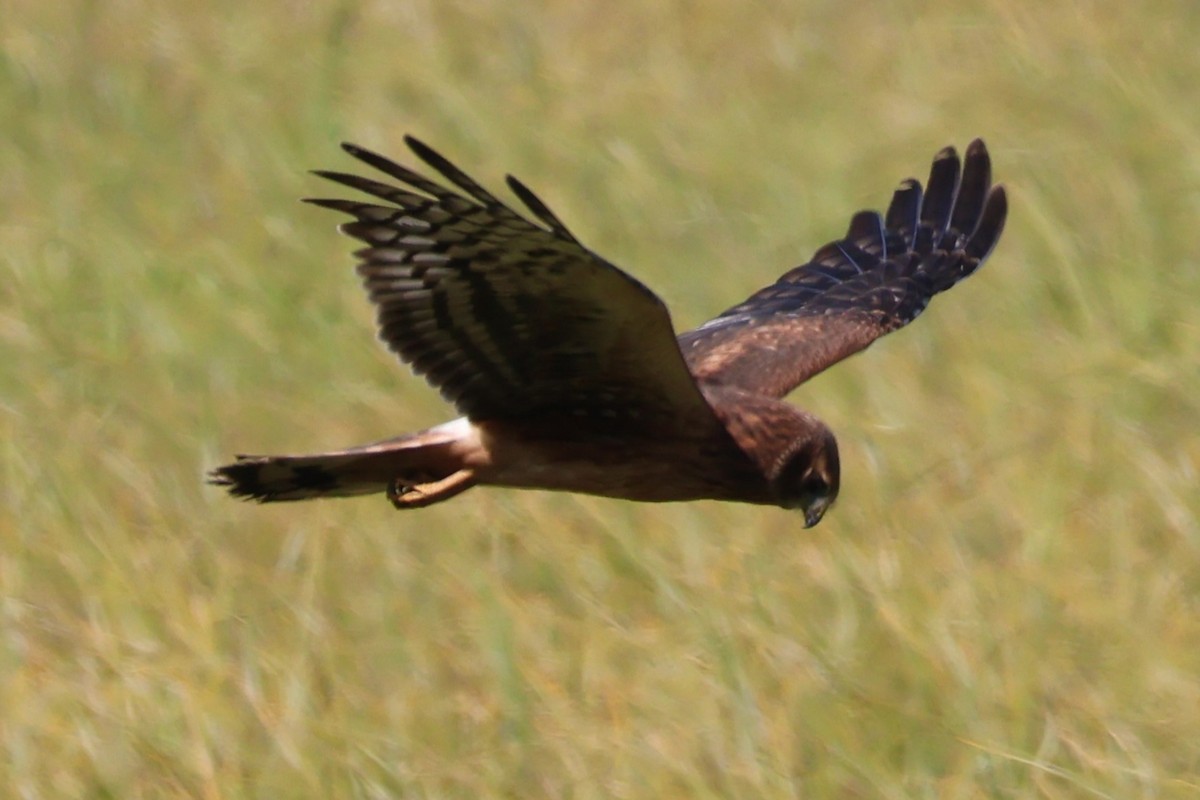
<box><xmin>2</xmin><ymin>0</ymin><xmax>1198</xmax><ymax>796</ymax></box>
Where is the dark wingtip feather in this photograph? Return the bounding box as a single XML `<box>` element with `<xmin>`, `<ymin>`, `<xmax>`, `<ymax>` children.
<box><xmin>505</xmin><ymin>173</ymin><xmax>581</xmax><ymax>243</ymax></box>
<box><xmin>965</xmin><ymin>184</ymin><xmax>1007</xmax><ymax>261</ymax></box>
<box><xmin>307</xmin><ymin>169</ymin><xmax>411</xmax><ymax>204</ymax></box>
<box><xmin>920</xmin><ymin>145</ymin><xmax>962</xmax><ymax>241</ymax></box>
<box><xmin>403</xmin><ymin>135</ymin><xmax>506</xmax><ymax>207</ymax></box>
<box><xmin>885</xmin><ymin>178</ymin><xmax>923</xmax><ymax>249</ymax></box>
<box><xmin>301</xmin><ymin>197</ymin><xmax>357</xmax><ymax>212</ymax></box>
<box><xmin>960</xmin><ymin>138</ymin><xmax>988</xmax><ymax>165</ymax></box>
<box><xmin>401</xmin><ymin>134</ymin><xmax>426</xmax><ymax>153</ymax></box>
<box><xmin>949</xmin><ymin>139</ymin><xmax>993</xmax><ymax>239</ymax></box>
<box><xmin>310</xmin><ymin>169</ymin><xmax>373</xmax><ymax>189</ymax></box>
<box><xmin>340</xmin><ymin>142</ymin><xmax>405</xmax><ymax>176</ymax></box>
<box><xmin>403</xmin><ymin>135</ymin><xmax>446</xmax><ymax>171</ymax></box>
<box><xmin>320</xmin><ymin>141</ymin><xmax>466</xmax><ymax>204</ymax></box>
<box><xmin>401</xmin><ymin>136</ymin><xmax>460</xmax><ymax>184</ymax></box>
<box><xmin>341</xmin><ymin>141</ymin><xmax>378</xmax><ymax>162</ymax></box>
<box><xmin>845</xmin><ymin>210</ymin><xmax>884</xmax><ymax>242</ymax></box>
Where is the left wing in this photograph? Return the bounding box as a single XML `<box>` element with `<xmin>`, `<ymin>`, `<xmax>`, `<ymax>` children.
<box><xmin>308</xmin><ymin>137</ymin><xmax>720</xmax><ymax>434</ymax></box>
<box><xmin>678</xmin><ymin>139</ymin><xmax>1007</xmax><ymax>398</ymax></box>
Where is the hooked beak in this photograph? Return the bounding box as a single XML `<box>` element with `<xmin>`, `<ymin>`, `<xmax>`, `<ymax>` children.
<box><xmin>803</xmin><ymin>498</ymin><xmax>831</xmax><ymax>528</ymax></box>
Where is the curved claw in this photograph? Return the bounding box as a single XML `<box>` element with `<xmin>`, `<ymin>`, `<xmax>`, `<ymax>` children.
<box><xmin>387</xmin><ymin>469</ymin><xmax>478</xmax><ymax>509</ymax></box>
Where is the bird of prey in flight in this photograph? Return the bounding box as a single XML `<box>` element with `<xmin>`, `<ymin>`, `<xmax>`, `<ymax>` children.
<box><xmin>210</xmin><ymin>136</ymin><xmax>1006</xmax><ymax>527</ymax></box>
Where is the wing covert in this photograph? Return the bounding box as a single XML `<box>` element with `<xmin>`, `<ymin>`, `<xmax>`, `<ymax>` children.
<box><xmin>678</xmin><ymin>139</ymin><xmax>1007</xmax><ymax>397</ymax></box>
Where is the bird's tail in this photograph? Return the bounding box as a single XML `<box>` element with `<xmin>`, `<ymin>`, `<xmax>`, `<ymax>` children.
<box><xmin>209</xmin><ymin>424</ymin><xmax>476</xmax><ymax>507</ymax></box>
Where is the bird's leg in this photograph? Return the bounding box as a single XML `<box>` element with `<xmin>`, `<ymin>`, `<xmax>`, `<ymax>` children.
<box><xmin>387</xmin><ymin>469</ymin><xmax>477</xmax><ymax>509</ymax></box>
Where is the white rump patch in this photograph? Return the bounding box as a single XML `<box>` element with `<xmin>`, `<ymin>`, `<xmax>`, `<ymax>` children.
<box><xmin>430</xmin><ymin>416</ymin><xmax>481</xmax><ymax>448</ymax></box>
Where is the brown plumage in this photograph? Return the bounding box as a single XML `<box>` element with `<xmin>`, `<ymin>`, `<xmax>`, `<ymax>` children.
<box><xmin>210</xmin><ymin>137</ymin><xmax>1007</xmax><ymax>527</ymax></box>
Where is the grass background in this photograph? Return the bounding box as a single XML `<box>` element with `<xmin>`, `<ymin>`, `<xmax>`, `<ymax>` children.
<box><xmin>2</xmin><ymin>0</ymin><xmax>1199</xmax><ymax>797</ymax></box>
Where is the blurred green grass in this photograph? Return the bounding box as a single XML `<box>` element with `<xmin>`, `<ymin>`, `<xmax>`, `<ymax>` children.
<box><xmin>2</xmin><ymin>0</ymin><xmax>1199</xmax><ymax>796</ymax></box>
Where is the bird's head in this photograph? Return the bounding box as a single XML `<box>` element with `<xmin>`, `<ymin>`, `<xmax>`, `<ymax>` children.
<box><xmin>770</xmin><ymin>426</ymin><xmax>840</xmax><ymax>527</ymax></box>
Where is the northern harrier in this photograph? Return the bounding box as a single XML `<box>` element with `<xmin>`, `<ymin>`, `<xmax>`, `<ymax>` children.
<box><xmin>211</xmin><ymin>137</ymin><xmax>1006</xmax><ymax>527</ymax></box>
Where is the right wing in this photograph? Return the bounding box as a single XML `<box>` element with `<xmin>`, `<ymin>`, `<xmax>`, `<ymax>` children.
<box><xmin>678</xmin><ymin>140</ymin><xmax>1007</xmax><ymax>398</ymax></box>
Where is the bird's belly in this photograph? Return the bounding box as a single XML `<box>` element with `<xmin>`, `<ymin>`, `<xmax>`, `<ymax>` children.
<box><xmin>489</xmin><ymin>458</ymin><xmax>696</xmax><ymax>501</ymax></box>
<box><xmin>477</xmin><ymin>431</ymin><xmax>767</xmax><ymax>504</ymax></box>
